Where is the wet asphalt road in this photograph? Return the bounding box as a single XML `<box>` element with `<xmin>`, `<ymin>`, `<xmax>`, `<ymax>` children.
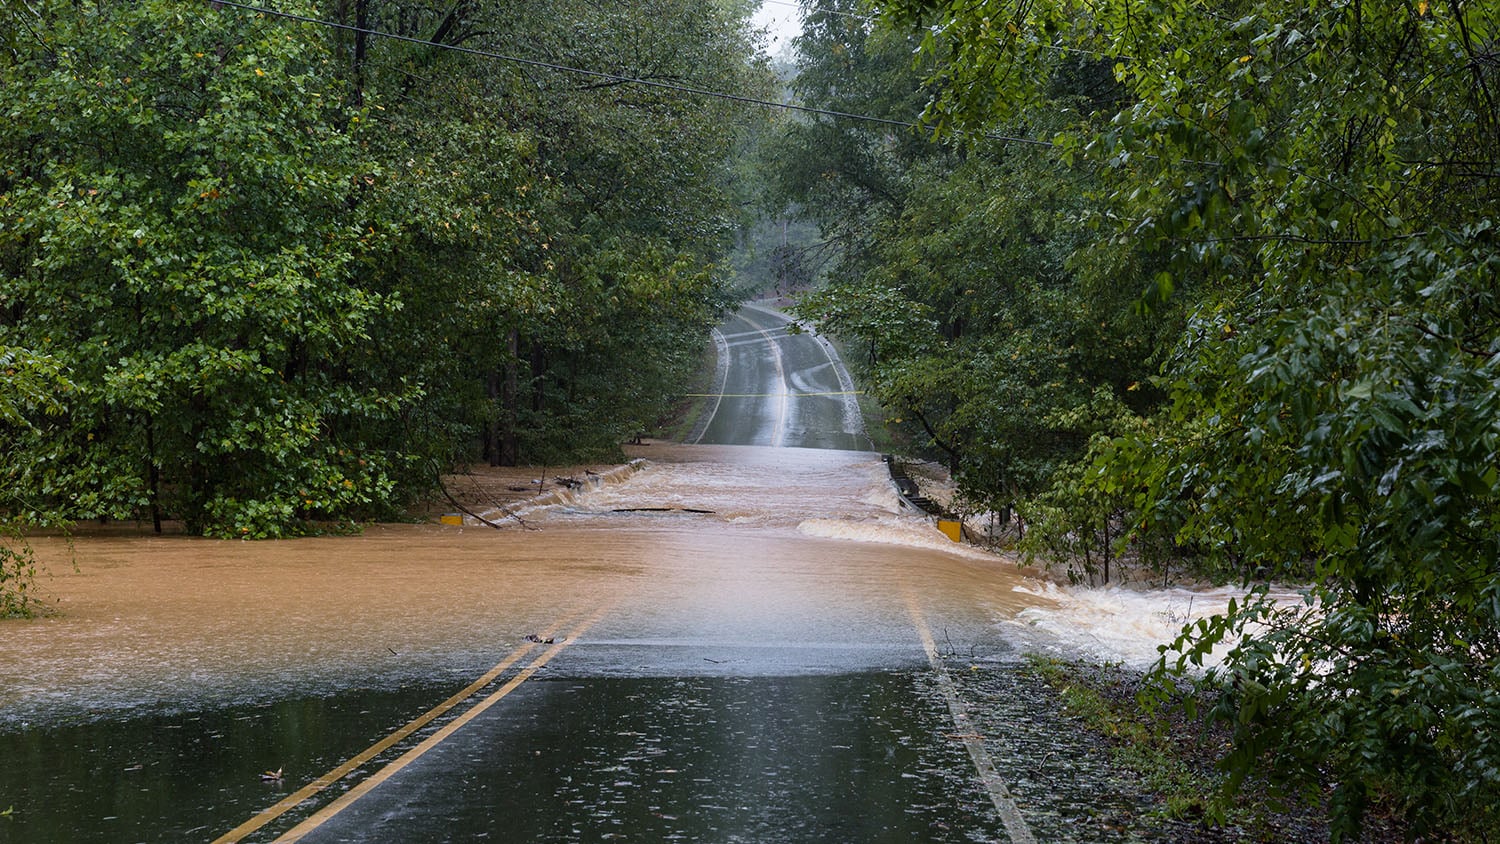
<box><xmin>255</xmin><ymin>305</ymin><xmax>1032</xmax><ymax>844</ymax></box>
<box><xmin>259</xmin><ymin>305</ymin><xmax>1026</xmax><ymax>843</ymax></box>
<box><xmin>0</xmin><ymin>305</ymin><xmax>1040</xmax><ymax>843</ymax></box>
<box><xmin>694</xmin><ymin>304</ymin><xmax>868</xmax><ymax>451</ymax></box>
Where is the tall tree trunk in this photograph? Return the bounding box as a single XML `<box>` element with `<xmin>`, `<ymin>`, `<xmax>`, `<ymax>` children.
<box><xmin>185</xmin><ymin>407</ymin><xmax>208</xmax><ymax>534</ymax></box>
<box><xmin>484</xmin><ymin>369</ymin><xmax>501</xmax><ymax>467</ymax></box>
<box><xmin>499</xmin><ymin>329</ymin><xmax>520</xmax><ymax>466</ymax></box>
<box><xmin>1101</xmin><ymin>516</ymin><xmax>1111</xmax><ymax>585</ymax></box>
<box><xmin>145</xmin><ymin>417</ymin><xmax>162</xmax><ymax>535</ymax></box>
<box><xmin>529</xmin><ymin>340</ymin><xmax>546</xmax><ymax>414</ymax></box>
<box><xmin>352</xmin><ymin>0</ymin><xmax>368</xmax><ymax>107</ymax></box>
<box><xmin>430</xmin><ymin>1</ymin><xmax>472</xmax><ymax>46</ymax></box>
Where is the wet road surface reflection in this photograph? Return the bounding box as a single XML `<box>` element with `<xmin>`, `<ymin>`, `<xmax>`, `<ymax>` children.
<box><xmin>0</xmin><ymin>682</ymin><xmax>454</xmax><ymax>843</ymax></box>
<box><xmin>0</xmin><ymin>675</ymin><xmax>1005</xmax><ymax>844</ymax></box>
<box><xmin>0</xmin><ymin>445</ymin><xmax>1049</xmax><ymax>842</ymax></box>
<box><xmin>296</xmin><ymin>674</ymin><xmax>1003</xmax><ymax>844</ymax></box>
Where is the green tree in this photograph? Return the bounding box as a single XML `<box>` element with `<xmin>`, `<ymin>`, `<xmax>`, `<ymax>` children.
<box><xmin>491</xmin><ymin>0</ymin><xmax>767</xmax><ymax>451</ymax></box>
<box><xmin>333</xmin><ymin>0</ymin><xmax>766</xmax><ymax>466</ymax></box>
<box><xmin>2</xmin><ymin>0</ymin><xmax>773</xmax><ymax>544</ymax></box>
<box><xmin>0</xmin><ymin>346</ymin><xmax>70</xmax><ymax>617</ymax></box>
<box><xmin>2</xmin><ymin>1</ymin><xmax>412</xmax><ymax>536</ymax></box>
<box><xmin>777</xmin><ymin>1</ymin><xmax>1168</xmax><ymax>531</ymax></box>
<box><xmin>883</xmin><ymin>0</ymin><xmax>1500</xmax><ymax>834</ymax></box>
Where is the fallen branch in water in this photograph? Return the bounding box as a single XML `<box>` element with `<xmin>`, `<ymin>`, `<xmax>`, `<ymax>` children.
<box><xmin>434</xmin><ymin>465</ymin><xmax>537</xmax><ymax>530</ymax></box>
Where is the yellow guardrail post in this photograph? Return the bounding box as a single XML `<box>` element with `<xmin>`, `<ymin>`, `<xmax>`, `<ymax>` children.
<box><xmin>936</xmin><ymin>519</ymin><xmax>963</xmax><ymax>542</ymax></box>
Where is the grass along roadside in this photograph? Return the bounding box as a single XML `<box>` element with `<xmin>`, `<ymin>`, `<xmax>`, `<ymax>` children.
<box><xmin>1015</xmin><ymin>656</ymin><xmax>1407</xmax><ymax>842</ymax></box>
<box><xmin>1024</xmin><ymin>656</ymin><xmax>1233</xmax><ymax>825</ymax></box>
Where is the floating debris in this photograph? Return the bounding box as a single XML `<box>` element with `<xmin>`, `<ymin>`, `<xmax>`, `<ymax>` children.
<box><xmin>260</xmin><ymin>768</ymin><xmax>283</xmax><ymax>782</ymax></box>
<box><xmin>525</xmin><ymin>634</ymin><xmax>556</xmax><ymax>644</ymax></box>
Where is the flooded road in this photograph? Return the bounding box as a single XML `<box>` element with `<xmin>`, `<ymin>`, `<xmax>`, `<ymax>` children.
<box><xmin>0</xmin><ymin>448</ymin><xmax>1034</xmax><ymax>724</ymax></box>
<box><xmin>0</xmin><ymin>308</ymin><xmax>1064</xmax><ymax>842</ymax></box>
<box><xmin>280</xmin><ymin>673</ymin><xmax>1003</xmax><ymax>843</ymax></box>
<box><xmin>0</xmin><ymin>445</ymin><xmax>1051</xmax><ymax>842</ymax></box>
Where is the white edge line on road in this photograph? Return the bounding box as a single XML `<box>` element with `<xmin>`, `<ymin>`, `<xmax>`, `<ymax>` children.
<box><xmin>808</xmin><ymin>323</ymin><xmax>869</xmax><ymax>447</ymax></box>
<box><xmin>906</xmin><ymin>596</ymin><xmax>1037</xmax><ymax>844</ymax></box>
<box><xmin>743</xmin><ymin>302</ymin><xmax>868</xmax><ymax>449</ymax></box>
<box><xmin>690</xmin><ymin>327</ymin><xmax>731</xmax><ymax>445</ymax></box>
<box><xmin>740</xmin><ymin>305</ymin><xmax>792</xmax><ymax>447</ymax></box>
<box><xmin>767</xmin><ymin>321</ymin><xmax>789</xmax><ymax>448</ymax></box>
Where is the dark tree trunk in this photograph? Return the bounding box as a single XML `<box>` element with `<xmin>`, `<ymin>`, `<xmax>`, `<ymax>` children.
<box><xmin>352</xmin><ymin>0</ymin><xmax>368</xmax><ymax>106</ymax></box>
<box><xmin>499</xmin><ymin>329</ymin><xmax>520</xmax><ymax>466</ymax></box>
<box><xmin>146</xmin><ymin>417</ymin><xmax>162</xmax><ymax>534</ymax></box>
<box><xmin>484</xmin><ymin>369</ymin><xmax>501</xmax><ymax>467</ymax></box>
<box><xmin>1101</xmin><ymin>516</ymin><xmax>1111</xmax><ymax>584</ymax></box>
<box><xmin>529</xmin><ymin>340</ymin><xmax>546</xmax><ymax>414</ymax></box>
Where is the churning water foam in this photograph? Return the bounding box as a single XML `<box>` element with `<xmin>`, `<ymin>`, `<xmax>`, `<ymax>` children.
<box><xmin>1005</xmin><ymin>582</ymin><xmax>1311</xmax><ymax>670</ymax></box>
<box><xmin>528</xmin><ymin>445</ymin><xmax>1307</xmax><ymax>671</ymax></box>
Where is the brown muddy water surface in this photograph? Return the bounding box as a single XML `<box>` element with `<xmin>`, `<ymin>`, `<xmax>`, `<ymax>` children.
<box><xmin>1</xmin><ymin>444</ymin><xmax>1046</xmax><ymax>727</ymax></box>
<box><xmin>4</xmin><ymin>525</ymin><xmax>621</xmax><ymax>724</ymax></box>
<box><xmin>7</xmin><ymin>444</ymin><xmax>1263</xmax><ymax>844</ymax></box>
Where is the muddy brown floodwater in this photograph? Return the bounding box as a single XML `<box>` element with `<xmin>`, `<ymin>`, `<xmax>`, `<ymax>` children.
<box><xmin>2</xmin><ymin>524</ymin><xmax>621</xmax><ymax>724</ymax></box>
<box><xmin>1</xmin><ymin>444</ymin><xmax>1046</xmax><ymax>727</ymax></box>
<box><xmin>1</xmin><ymin>443</ymin><xmax>1061</xmax><ymax>843</ymax></box>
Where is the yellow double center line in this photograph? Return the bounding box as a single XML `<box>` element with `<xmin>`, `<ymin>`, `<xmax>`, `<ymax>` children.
<box><xmin>214</xmin><ymin>604</ymin><xmax>612</xmax><ymax>843</ymax></box>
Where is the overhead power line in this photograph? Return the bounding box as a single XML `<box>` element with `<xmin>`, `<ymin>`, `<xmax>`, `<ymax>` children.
<box><xmin>761</xmin><ymin>0</ymin><xmax>875</xmax><ymax>23</ymax></box>
<box><xmin>209</xmin><ymin>0</ymin><xmax>1055</xmax><ymax>149</ymax></box>
<box><xmin>761</xmin><ymin>0</ymin><xmax>1126</xmax><ymax>60</ymax></box>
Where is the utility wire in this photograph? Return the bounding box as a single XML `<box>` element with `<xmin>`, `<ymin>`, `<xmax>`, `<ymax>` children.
<box><xmin>762</xmin><ymin>0</ymin><xmax>874</xmax><ymax>23</ymax></box>
<box><xmin>763</xmin><ymin>0</ymin><xmax>1127</xmax><ymax>60</ymax></box>
<box><xmin>209</xmin><ymin>0</ymin><xmax>1056</xmax><ymax>149</ymax></box>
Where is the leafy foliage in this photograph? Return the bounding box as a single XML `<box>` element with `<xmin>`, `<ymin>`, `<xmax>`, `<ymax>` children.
<box><xmin>0</xmin><ymin>346</ymin><xmax>71</xmax><ymax>616</ymax></box>
<box><xmin>777</xmin><ymin>1</ymin><xmax>1169</xmax><ymax>531</ymax></box>
<box><xmin>0</xmin><ymin>0</ymin><xmax>768</xmax><ymax>548</ymax></box>
<box><xmin>874</xmin><ymin>0</ymin><xmax>1500</xmax><ymax>835</ymax></box>
<box><xmin>2</xmin><ymin>1</ymin><xmax>406</xmax><ymax>537</ymax></box>
<box><xmin>346</xmin><ymin>0</ymin><xmax>763</xmax><ymax>467</ymax></box>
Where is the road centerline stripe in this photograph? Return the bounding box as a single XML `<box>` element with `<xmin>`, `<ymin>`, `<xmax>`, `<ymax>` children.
<box><xmin>748</xmin><ymin>316</ymin><xmax>791</xmax><ymax>448</ymax></box>
<box><xmin>905</xmin><ymin>595</ymin><xmax>1036</xmax><ymax>844</ymax></box>
<box><xmin>269</xmin><ymin>603</ymin><xmax>613</xmax><ymax>843</ymax></box>
<box><xmin>211</xmin><ymin>612</ymin><xmax>582</xmax><ymax>844</ymax></box>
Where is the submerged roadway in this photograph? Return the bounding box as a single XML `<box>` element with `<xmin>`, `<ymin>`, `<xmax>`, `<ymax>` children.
<box><xmin>0</xmin><ymin>303</ymin><xmax>1054</xmax><ymax>844</ymax></box>
<box><xmin>224</xmin><ymin>304</ymin><xmax>1039</xmax><ymax>844</ymax></box>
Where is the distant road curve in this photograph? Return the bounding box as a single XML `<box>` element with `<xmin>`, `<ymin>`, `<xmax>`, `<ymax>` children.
<box><xmin>691</xmin><ymin>303</ymin><xmax>869</xmax><ymax>451</ymax></box>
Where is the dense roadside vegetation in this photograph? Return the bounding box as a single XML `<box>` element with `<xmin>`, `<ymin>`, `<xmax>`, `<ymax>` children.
<box><xmin>1017</xmin><ymin>656</ymin><xmax>1409</xmax><ymax>842</ymax></box>
<box><xmin>6</xmin><ymin>0</ymin><xmax>1499</xmax><ymax>835</ymax></box>
<box><xmin>771</xmin><ymin>0</ymin><xmax>1499</xmax><ymax>837</ymax></box>
<box><xmin>0</xmin><ymin>0</ymin><xmax>769</xmax><ymax>547</ymax></box>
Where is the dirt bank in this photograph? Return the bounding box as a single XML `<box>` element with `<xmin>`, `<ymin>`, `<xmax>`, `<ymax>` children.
<box><xmin>410</xmin><ymin>460</ymin><xmax>630</xmax><ymax>524</ymax></box>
